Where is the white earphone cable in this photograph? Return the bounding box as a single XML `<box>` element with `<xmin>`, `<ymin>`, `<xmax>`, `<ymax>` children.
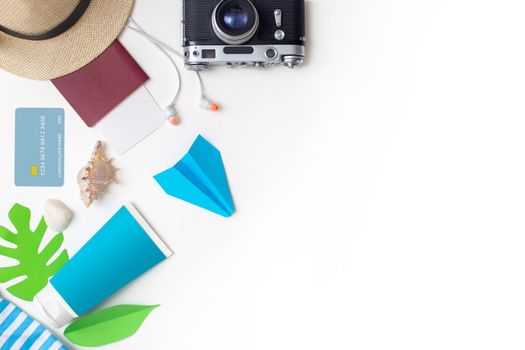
<box><xmin>127</xmin><ymin>19</ymin><xmax>211</xmax><ymax>102</ymax></box>
<box><xmin>127</xmin><ymin>18</ymin><xmax>181</xmax><ymax>107</ymax></box>
<box><xmin>127</xmin><ymin>23</ymin><xmax>184</xmax><ymax>58</ymax></box>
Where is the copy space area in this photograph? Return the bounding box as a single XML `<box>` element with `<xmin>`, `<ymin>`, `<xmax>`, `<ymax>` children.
<box><xmin>1</xmin><ymin>0</ymin><xmax>525</xmax><ymax>349</ymax></box>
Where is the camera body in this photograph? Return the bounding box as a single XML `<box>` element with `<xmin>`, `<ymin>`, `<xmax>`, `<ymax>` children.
<box><xmin>182</xmin><ymin>0</ymin><xmax>306</xmax><ymax>70</ymax></box>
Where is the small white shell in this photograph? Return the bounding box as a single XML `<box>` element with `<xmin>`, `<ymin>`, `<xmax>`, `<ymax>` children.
<box><xmin>43</xmin><ymin>199</ymin><xmax>73</xmax><ymax>232</ymax></box>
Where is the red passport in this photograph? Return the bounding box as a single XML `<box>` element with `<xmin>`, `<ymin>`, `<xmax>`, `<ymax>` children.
<box><xmin>52</xmin><ymin>40</ymin><xmax>149</xmax><ymax>127</ymax></box>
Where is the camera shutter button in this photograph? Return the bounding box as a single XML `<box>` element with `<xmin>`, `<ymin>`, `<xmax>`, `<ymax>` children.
<box><xmin>274</xmin><ymin>30</ymin><xmax>285</xmax><ymax>41</ymax></box>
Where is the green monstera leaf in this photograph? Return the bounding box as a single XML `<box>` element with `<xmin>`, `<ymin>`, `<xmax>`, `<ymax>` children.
<box><xmin>0</xmin><ymin>203</ymin><xmax>69</xmax><ymax>301</ymax></box>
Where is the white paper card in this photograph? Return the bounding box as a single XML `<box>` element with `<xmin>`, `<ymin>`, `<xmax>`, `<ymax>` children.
<box><xmin>95</xmin><ymin>86</ymin><xmax>165</xmax><ymax>155</ymax></box>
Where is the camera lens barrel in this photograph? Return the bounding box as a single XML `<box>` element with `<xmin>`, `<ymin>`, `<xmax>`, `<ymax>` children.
<box><xmin>212</xmin><ymin>0</ymin><xmax>259</xmax><ymax>45</ymax></box>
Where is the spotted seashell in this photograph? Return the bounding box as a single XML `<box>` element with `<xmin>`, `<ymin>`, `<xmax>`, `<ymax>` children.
<box><xmin>77</xmin><ymin>141</ymin><xmax>118</xmax><ymax>207</ymax></box>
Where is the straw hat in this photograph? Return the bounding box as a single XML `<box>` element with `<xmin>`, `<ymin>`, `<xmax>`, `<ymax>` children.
<box><xmin>0</xmin><ymin>0</ymin><xmax>135</xmax><ymax>80</ymax></box>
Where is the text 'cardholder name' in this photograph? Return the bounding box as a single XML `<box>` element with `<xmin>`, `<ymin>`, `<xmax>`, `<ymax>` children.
<box><xmin>15</xmin><ymin>108</ymin><xmax>65</xmax><ymax>187</ymax></box>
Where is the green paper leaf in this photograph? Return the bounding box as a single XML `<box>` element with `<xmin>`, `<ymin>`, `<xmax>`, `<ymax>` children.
<box><xmin>64</xmin><ymin>304</ymin><xmax>159</xmax><ymax>347</ymax></box>
<box><xmin>0</xmin><ymin>203</ymin><xmax>69</xmax><ymax>301</ymax></box>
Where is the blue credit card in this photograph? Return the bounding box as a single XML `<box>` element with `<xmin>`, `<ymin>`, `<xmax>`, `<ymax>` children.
<box><xmin>15</xmin><ymin>108</ymin><xmax>64</xmax><ymax>187</ymax></box>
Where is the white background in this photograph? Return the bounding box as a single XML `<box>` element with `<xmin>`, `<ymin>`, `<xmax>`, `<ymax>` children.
<box><xmin>1</xmin><ymin>0</ymin><xmax>525</xmax><ymax>349</ymax></box>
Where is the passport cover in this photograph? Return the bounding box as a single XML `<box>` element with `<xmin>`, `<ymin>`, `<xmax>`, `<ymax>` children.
<box><xmin>15</xmin><ymin>108</ymin><xmax>65</xmax><ymax>187</ymax></box>
<box><xmin>52</xmin><ymin>40</ymin><xmax>149</xmax><ymax>127</ymax></box>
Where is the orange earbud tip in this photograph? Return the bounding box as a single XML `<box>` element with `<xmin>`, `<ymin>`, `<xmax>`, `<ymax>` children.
<box><xmin>210</xmin><ymin>103</ymin><xmax>220</xmax><ymax>111</ymax></box>
<box><xmin>168</xmin><ymin>115</ymin><xmax>181</xmax><ymax>126</ymax></box>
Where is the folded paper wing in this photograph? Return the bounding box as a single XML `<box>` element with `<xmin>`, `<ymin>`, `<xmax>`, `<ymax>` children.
<box><xmin>154</xmin><ymin>135</ymin><xmax>235</xmax><ymax>217</ymax></box>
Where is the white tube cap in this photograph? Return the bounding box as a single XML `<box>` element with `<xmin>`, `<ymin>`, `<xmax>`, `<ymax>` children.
<box><xmin>34</xmin><ymin>284</ymin><xmax>77</xmax><ymax>328</ymax></box>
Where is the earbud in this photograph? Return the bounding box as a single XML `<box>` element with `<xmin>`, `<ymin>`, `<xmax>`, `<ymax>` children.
<box><xmin>128</xmin><ymin>19</ymin><xmax>221</xmax><ymax>121</ymax></box>
<box><xmin>199</xmin><ymin>97</ymin><xmax>220</xmax><ymax>111</ymax></box>
<box><xmin>164</xmin><ymin>104</ymin><xmax>181</xmax><ymax>126</ymax></box>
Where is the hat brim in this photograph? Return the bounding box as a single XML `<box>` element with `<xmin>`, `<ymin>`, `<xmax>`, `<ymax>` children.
<box><xmin>0</xmin><ymin>0</ymin><xmax>135</xmax><ymax>80</ymax></box>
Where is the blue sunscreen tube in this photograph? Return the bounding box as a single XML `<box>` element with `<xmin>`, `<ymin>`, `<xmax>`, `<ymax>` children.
<box><xmin>35</xmin><ymin>203</ymin><xmax>172</xmax><ymax>327</ymax></box>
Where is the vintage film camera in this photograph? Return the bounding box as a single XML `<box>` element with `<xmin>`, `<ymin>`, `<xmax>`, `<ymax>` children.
<box><xmin>182</xmin><ymin>0</ymin><xmax>306</xmax><ymax>70</ymax></box>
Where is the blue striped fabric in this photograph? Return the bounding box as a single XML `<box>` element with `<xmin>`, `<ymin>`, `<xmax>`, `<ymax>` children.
<box><xmin>19</xmin><ymin>325</ymin><xmax>45</xmax><ymax>350</ymax></box>
<box><xmin>38</xmin><ymin>336</ymin><xmax>57</xmax><ymax>350</ymax></box>
<box><xmin>0</xmin><ymin>298</ymin><xmax>66</xmax><ymax>350</ymax></box>
<box><xmin>0</xmin><ymin>301</ymin><xmax>9</xmax><ymax>314</ymax></box>
<box><xmin>2</xmin><ymin>316</ymin><xmax>33</xmax><ymax>349</ymax></box>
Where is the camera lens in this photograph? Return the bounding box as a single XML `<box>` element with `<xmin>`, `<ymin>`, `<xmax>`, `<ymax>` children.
<box><xmin>223</xmin><ymin>6</ymin><xmax>249</xmax><ymax>30</ymax></box>
<box><xmin>212</xmin><ymin>0</ymin><xmax>259</xmax><ymax>45</ymax></box>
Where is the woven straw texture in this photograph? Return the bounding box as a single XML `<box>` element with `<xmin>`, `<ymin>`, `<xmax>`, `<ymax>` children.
<box><xmin>0</xmin><ymin>0</ymin><xmax>135</xmax><ymax>80</ymax></box>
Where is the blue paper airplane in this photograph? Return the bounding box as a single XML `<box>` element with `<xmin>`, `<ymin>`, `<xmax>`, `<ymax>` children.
<box><xmin>154</xmin><ymin>135</ymin><xmax>235</xmax><ymax>217</ymax></box>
